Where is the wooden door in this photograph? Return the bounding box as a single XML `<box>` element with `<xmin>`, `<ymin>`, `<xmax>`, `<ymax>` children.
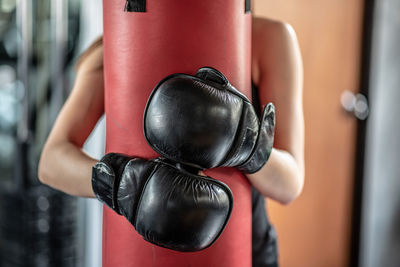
<box><xmin>253</xmin><ymin>1</ymin><xmax>364</xmax><ymax>266</ymax></box>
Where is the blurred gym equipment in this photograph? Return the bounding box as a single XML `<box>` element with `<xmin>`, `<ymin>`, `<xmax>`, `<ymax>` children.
<box><xmin>0</xmin><ymin>0</ymin><xmax>81</xmax><ymax>266</ymax></box>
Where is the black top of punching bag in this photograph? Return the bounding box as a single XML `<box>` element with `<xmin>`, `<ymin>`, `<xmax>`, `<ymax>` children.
<box><xmin>124</xmin><ymin>0</ymin><xmax>251</xmax><ymax>13</ymax></box>
<box><xmin>125</xmin><ymin>0</ymin><xmax>146</xmax><ymax>12</ymax></box>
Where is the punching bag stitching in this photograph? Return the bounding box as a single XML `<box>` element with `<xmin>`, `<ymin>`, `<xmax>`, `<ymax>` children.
<box><xmin>125</xmin><ymin>0</ymin><xmax>146</xmax><ymax>12</ymax></box>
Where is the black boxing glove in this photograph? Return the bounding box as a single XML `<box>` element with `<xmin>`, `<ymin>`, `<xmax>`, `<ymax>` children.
<box><xmin>144</xmin><ymin>66</ymin><xmax>275</xmax><ymax>174</ymax></box>
<box><xmin>92</xmin><ymin>153</ymin><xmax>233</xmax><ymax>252</ymax></box>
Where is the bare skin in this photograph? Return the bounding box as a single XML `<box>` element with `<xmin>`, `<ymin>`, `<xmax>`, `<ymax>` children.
<box><xmin>249</xmin><ymin>18</ymin><xmax>304</xmax><ymax>204</ymax></box>
<box><xmin>38</xmin><ymin>17</ymin><xmax>305</xmax><ymax>204</ymax></box>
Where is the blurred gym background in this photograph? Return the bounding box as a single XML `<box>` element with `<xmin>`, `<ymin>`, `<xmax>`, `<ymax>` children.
<box><xmin>0</xmin><ymin>0</ymin><xmax>398</xmax><ymax>266</ymax></box>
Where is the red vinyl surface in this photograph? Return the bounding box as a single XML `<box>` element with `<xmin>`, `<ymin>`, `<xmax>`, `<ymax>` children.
<box><xmin>102</xmin><ymin>0</ymin><xmax>252</xmax><ymax>266</ymax></box>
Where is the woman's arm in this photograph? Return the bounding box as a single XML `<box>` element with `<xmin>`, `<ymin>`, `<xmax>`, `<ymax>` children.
<box><xmin>38</xmin><ymin>46</ymin><xmax>104</xmax><ymax>198</ymax></box>
<box><xmin>248</xmin><ymin>18</ymin><xmax>305</xmax><ymax>205</ymax></box>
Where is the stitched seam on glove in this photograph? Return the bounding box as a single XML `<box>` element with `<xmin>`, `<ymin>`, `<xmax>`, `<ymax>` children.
<box><xmin>236</xmin><ymin>123</ymin><xmax>263</xmax><ymax>173</ymax></box>
<box><xmin>132</xmin><ymin>162</ymin><xmax>160</xmax><ymax>228</ymax></box>
<box><xmin>219</xmin><ymin>101</ymin><xmax>245</xmax><ymax>167</ymax></box>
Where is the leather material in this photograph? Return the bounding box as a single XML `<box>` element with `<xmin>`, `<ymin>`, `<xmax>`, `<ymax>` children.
<box><xmin>237</xmin><ymin>103</ymin><xmax>275</xmax><ymax>174</ymax></box>
<box><xmin>135</xmin><ymin>159</ymin><xmax>233</xmax><ymax>252</ymax></box>
<box><xmin>144</xmin><ymin>67</ymin><xmax>275</xmax><ymax>174</ymax></box>
<box><xmin>92</xmin><ymin>153</ymin><xmax>132</xmax><ymax>211</ymax></box>
<box><xmin>92</xmin><ymin>154</ymin><xmax>233</xmax><ymax>252</ymax></box>
<box><xmin>103</xmin><ymin>0</ymin><xmax>252</xmax><ymax>266</ymax></box>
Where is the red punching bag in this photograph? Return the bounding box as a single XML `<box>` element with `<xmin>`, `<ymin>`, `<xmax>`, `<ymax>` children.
<box><xmin>102</xmin><ymin>0</ymin><xmax>252</xmax><ymax>266</ymax></box>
